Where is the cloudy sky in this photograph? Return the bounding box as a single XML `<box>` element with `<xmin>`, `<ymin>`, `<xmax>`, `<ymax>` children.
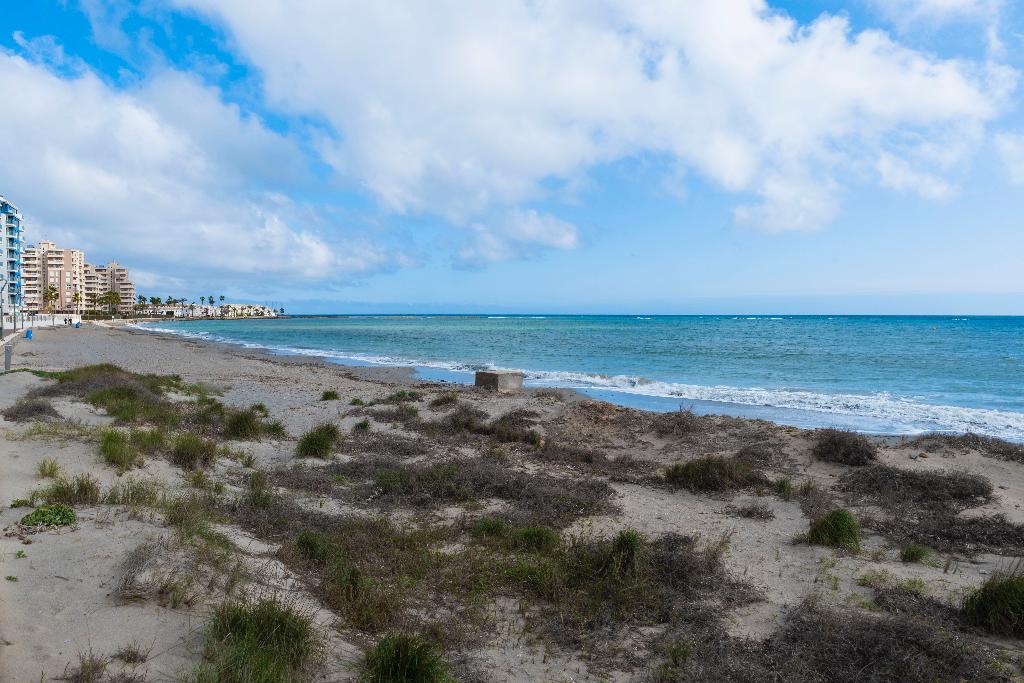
<box><xmin>2</xmin><ymin>0</ymin><xmax>1023</xmax><ymax>313</ymax></box>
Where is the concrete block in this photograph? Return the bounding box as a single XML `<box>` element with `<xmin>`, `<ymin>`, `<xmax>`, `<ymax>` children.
<box><xmin>475</xmin><ymin>370</ymin><xmax>524</xmax><ymax>393</ymax></box>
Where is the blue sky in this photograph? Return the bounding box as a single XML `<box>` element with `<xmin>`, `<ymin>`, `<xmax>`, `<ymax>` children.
<box><xmin>2</xmin><ymin>0</ymin><xmax>1023</xmax><ymax>314</ymax></box>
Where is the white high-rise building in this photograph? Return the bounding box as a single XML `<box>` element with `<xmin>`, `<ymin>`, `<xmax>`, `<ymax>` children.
<box><xmin>1</xmin><ymin>194</ymin><xmax>24</xmax><ymax>312</ymax></box>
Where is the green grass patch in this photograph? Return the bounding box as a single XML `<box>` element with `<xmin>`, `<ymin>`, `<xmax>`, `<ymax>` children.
<box><xmin>171</xmin><ymin>433</ymin><xmax>218</xmax><ymax>470</ymax></box>
<box><xmin>900</xmin><ymin>543</ymin><xmax>933</xmax><ymax>564</ymax></box>
<box><xmin>104</xmin><ymin>477</ymin><xmax>162</xmax><ymax>506</ymax></box>
<box><xmin>36</xmin><ymin>473</ymin><xmax>101</xmax><ymax>506</ymax></box>
<box><xmin>961</xmin><ymin>569</ymin><xmax>1024</xmax><ymax>638</ymax></box>
<box><xmin>295</xmin><ymin>423</ymin><xmax>342</xmax><ymax>459</ymax></box>
<box><xmin>190</xmin><ymin>597</ymin><xmax>321</xmax><ymax>682</ymax></box>
<box><xmin>224</xmin><ymin>404</ymin><xmax>287</xmax><ymax>440</ymax></box>
<box><xmin>362</xmin><ymin>633</ymin><xmax>452</xmax><ymax>683</ymax></box>
<box><xmin>320</xmin><ymin>390</ymin><xmax>340</xmax><ymax>401</ymax></box>
<box><xmin>99</xmin><ymin>428</ymin><xmax>143</xmax><ymax>471</ymax></box>
<box><xmin>21</xmin><ymin>503</ymin><xmax>77</xmax><ymax>526</ymax></box>
<box><xmin>806</xmin><ymin>508</ymin><xmax>861</xmax><ymax>553</ymax></box>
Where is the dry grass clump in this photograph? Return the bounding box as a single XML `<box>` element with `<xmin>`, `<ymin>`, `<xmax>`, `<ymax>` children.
<box><xmin>805</xmin><ymin>508</ymin><xmax>860</xmax><ymax>552</ymax></box>
<box><xmin>272</xmin><ymin>466</ymin><xmax>336</xmax><ymax>494</ymax></box>
<box><xmin>911</xmin><ymin>432</ymin><xmax>1024</xmax><ymax>464</ymax></box>
<box><xmin>900</xmin><ymin>543</ymin><xmax>933</xmax><ymax>564</ymax></box>
<box><xmin>651</xmin><ymin>408</ymin><xmax>708</xmax><ymax>437</ymax></box>
<box><xmin>871</xmin><ymin>512</ymin><xmax>1024</xmax><ymax>555</ymax></box>
<box><xmin>341</xmin><ymin>431</ymin><xmax>427</xmax><ymax>458</ymax></box>
<box><xmin>331</xmin><ymin>457</ymin><xmax>612</xmax><ymax>525</ymax></box>
<box><xmin>664</xmin><ymin>456</ymin><xmax>768</xmax><ymax>492</ymax></box>
<box><xmin>726</xmin><ymin>502</ymin><xmax>775</xmax><ymax>520</ymax></box>
<box><xmin>369</xmin><ymin>404</ymin><xmax>422</xmax><ymax>428</ymax></box>
<box><xmin>733</xmin><ymin>599</ymin><xmax>1009</xmax><ymax>682</ymax></box>
<box><xmin>36</xmin><ymin>457</ymin><xmax>61</xmax><ymax>479</ymax></box>
<box><xmin>363</xmin><ymin>633</ymin><xmax>452</xmax><ymax>683</ymax></box>
<box><xmin>104</xmin><ymin>477</ymin><xmax>162</xmax><ymax>507</ymax></box>
<box><xmin>811</xmin><ymin>428</ymin><xmax>877</xmax><ymax>466</ymax></box>
<box><xmin>189</xmin><ymin>596</ymin><xmax>322</xmax><ymax>682</ymax></box>
<box><xmin>36</xmin><ymin>473</ymin><xmax>102</xmax><ymax>506</ymax></box>
<box><xmin>838</xmin><ymin>465</ymin><xmax>992</xmax><ymax>512</ymax></box>
<box><xmin>961</xmin><ymin>567</ymin><xmax>1024</xmax><ymax>638</ymax></box>
<box><xmin>62</xmin><ymin>646</ymin><xmax>109</xmax><ymax>683</ymax></box>
<box><xmin>295</xmin><ymin>423</ymin><xmax>342</xmax><ymax>459</ymax></box>
<box><xmin>424</xmin><ymin>405</ymin><xmax>542</xmax><ymax>445</ymax></box>
<box><xmin>113</xmin><ymin>640</ymin><xmax>151</xmax><ymax>664</ymax></box>
<box><xmin>428</xmin><ymin>393</ymin><xmax>458</xmax><ymax>409</ymax></box>
<box><xmin>2</xmin><ymin>398</ymin><xmax>61</xmax><ymax>422</ymax></box>
<box><xmin>379</xmin><ymin>390</ymin><xmax>423</xmax><ymax>405</ymax></box>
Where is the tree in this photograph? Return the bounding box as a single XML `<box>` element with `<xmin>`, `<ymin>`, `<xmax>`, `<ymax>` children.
<box><xmin>99</xmin><ymin>290</ymin><xmax>121</xmax><ymax>315</ymax></box>
<box><xmin>219</xmin><ymin>295</ymin><xmax>225</xmax><ymax>303</ymax></box>
<box><xmin>72</xmin><ymin>291</ymin><xmax>83</xmax><ymax>312</ymax></box>
<box><xmin>279</xmin><ymin>307</ymin><xmax>285</xmax><ymax>315</ymax></box>
<box><xmin>200</xmin><ymin>296</ymin><xmax>206</xmax><ymax>306</ymax></box>
<box><xmin>43</xmin><ymin>285</ymin><xmax>59</xmax><ymax>313</ymax></box>
<box><xmin>137</xmin><ymin>294</ymin><xmax>146</xmax><ymax>306</ymax></box>
<box><xmin>150</xmin><ymin>296</ymin><xmax>161</xmax><ymax>308</ymax></box>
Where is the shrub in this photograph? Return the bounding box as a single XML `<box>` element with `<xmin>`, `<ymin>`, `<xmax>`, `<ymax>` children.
<box><xmin>508</xmin><ymin>525</ymin><xmax>561</xmax><ymax>553</ymax></box>
<box><xmin>295</xmin><ymin>423</ymin><xmax>342</xmax><ymax>459</ymax></box>
<box><xmin>353</xmin><ymin>419</ymin><xmax>371</xmax><ymax>434</ymax></box>
<box><xmin>36</xmin><ymin>458</ymin><xmax>61</xmax><ymax>479</ymax></box>
<box><xmin>2</xmin><ymin>398</ymin><xmax>61</xmax><ymax>422</ymax></box>
<box><xmin>812</xmin><ymin>428</ymin><xmax>876</xmax><ymax>466</ymax></box>
<box><xmin>224</xmin><ymin>405</ymin><xmax>286</xmax><ymax>440</ymax></box>
<box><xmin>38</xmin><ymin>474</ymin><xmax>102</xmax><ymax>506</ymax></box>
<box><xmin>171</xmin><ymin>433</ymin><xmax>218</xmax><ymax>470</ymax></box>
<box><xmin>130</xmin><ymin>427</ymin><xmax>166</xmax><ymax>453</ymax></box>
<box><xmin>775</xmin><ymin>478</ymin><xmax>794</xmax><ymax>501</ymax></box>
<box><xmin>320</xmin><ymin>390</ymin><xmax>340</xmax><ymax>401</ymax></box>
<box><xmin>104</xmin><ymin>477</ymin><xmax>161</xmax><ymax>506</ymax></box>
<box><xmin>839</xmin><ymin>465</ymin><xmax>991</xmax><ymax>512</ymax></box>
<box><xmin>428</xmin><ymin>393</ymin><xmax>458</xmax><ymax>409</ymax></box>
<box><xmin>471</xmin><ymin>517</ymin><xmax>507</xmax><ymax>538</ymax></box>
<box><xmin>900</xmin><ymin>543</ymin><xmax>932</xmax><ymax>564</ymax></box>
<box><xmin>193</xmin><ymin>597</ymin><xmax>321</xmax><ymax>682</ymax></box>
<box><xmin>350</xmin><ymin>398</ymin><xmax>365</xmax><ymax>406</ymax></box>
<box><xmin>21</xmin><ymin>503</ymin><xmax>76</xmax><ymax>526</ymax></box>
<box><xmin>381</xmin><ymin>390</ymin><xmax>422</xmax><ymax>404</ymax></box>
<box><xmin>806</xmin><ymin>508</ymin><xmax>860</xmax><ymax>552</ymax></box>
<box><xmin>247</xmin><ymin>471</ymin><xmax>274</xmax><ymax>508</ymax></box>
<box><xmin>99</xmin><ymin>428</ymin><xmax>143</xmax><ymax>471</ymax></box>
<box><xmin>664</xmin><ymin>456</ymin><xmax>765</xmax><ymax>492</ymax></box>
<box><xmin>652</xmin><ymin>408</ymin><xmax>706</xmax><ymax>436</ymax></box>
<box><xmin>961</xmin><ymin>569</ymin><xmax>1024</xmax><ymax>637</ymax></box>
<box><xmin>362</xmin><ymin>633</ymin><xmax>451</xmax><ymax>683</ymax></box>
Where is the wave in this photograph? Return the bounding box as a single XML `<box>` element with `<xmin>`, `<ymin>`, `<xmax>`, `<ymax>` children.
<box><xmin>132</xmin><ymin>322</ymin><xmax>1024</xmax><ymax>440</ymax></box>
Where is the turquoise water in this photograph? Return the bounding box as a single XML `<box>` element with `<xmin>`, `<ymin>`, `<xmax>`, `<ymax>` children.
<box><xmin>138</xmin><ymin>315</ymin><xmax>1024</xmax><ymax>440</ymax></box>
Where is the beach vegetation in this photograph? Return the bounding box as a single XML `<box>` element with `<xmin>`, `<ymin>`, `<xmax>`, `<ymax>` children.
<box><xmin>247</xmin><ymin>470</ymin><xmax>275</xmax><ymax>508</ymax></box>
<box><xmin>428</xmin><ymin>393</ymin><xmax>458</xmax><ymax>409</ymax></box>
<box><xmin>350</xmin><ymin>398</ymin><xmax>365</xmax><ymax>406</ymax></box>
<box><xmin>171</xmin><ymin>433</ymin><xmax>218</xmax><ymax>470</ymax></box>
<box><xmin>104</xmin><ymin>477</ymin><xmax>162</xmax><ymax>507</ymax></box>
<box><xmin>775</xmin><ymin>478</ymin><xmax>793</xmax><ymax>500</ymax></box>
<box><xmin>362</xmin><ymin>633</ymin><xmax>452</xmax><ymax>683</ymax></box>
<box><xmin>1</xmin><ymin>398</ymin><xmax>61</xmax><ymax>422</ymax></box>
<box><xmin>295</xmin><ymin>529</ymin><xmax>342</xmax><ymax>565</ymax></box>
<box><xmin>20</xmin><ymin>503</ymin><xmax>77</xmax><ymax>526</ymax></box>
<box><xmin>9</xmin><ymin>498</ymin><xmax>31</xmax><ymax>508</ymax></box>
<box><xmin>36</xmin><ymin>457</ymin><xmax>61</xmax><ymax>479</ymax></box>
<box><xmin>353</xmin><ymin>418</ymin><xmax>371</xmax><ymax>433</ymax></box>
<box><xmin>838</xmin><ymin>464</ymin><xmax>991</xmax><ymax>512</ymax></box>
<box><xmin>113</xmin><ymin>640</ymin><xmax>151</xmax><ymax>664</ymax></box>
<box><xmin>727</xmin><ymin>502</ymin><xmax>775</xmax><ymax>520</ymax></box>
<box><xmin>370</xmin><ymin>404</ymin><xmax>422</xmax><ymax>428</ymax></box>
<box><xmin>812</xmin><ymin>428</ymin><xmax>876</xmax><ymax>466</ymax></box>
<box><xmin>129</xmin><ymin>426</ymin><xmax>167</xmax><ymax>453</ymax></box>
<box><xmin>36</xmin><ymin>473</ymin><xmax>102</xmax><ymax>506</ymax></box>
<box><xmin>189</xmin><ymin>596</ymin><xmax>321</xmax><ymax>683</ymax></box>
<box><xmin>99</xmin><ymin>428</ymin><xmax>144</xmax><ymax>471</ymax></box>
<box><xmin>664</xmin><ymin>456</ymin><xmax>767</xmax><ymax>492</ymax></box>
<box><xmin>805</xmin><ymin>508</ymin><xmax>860</xmax><ymax>552</ymax></box>
<box><xmin>380</xmin><ymin>390</ymin><xmax>422</xmax><ymax>404</ymax></box>
<box><xmin>961</xmin><ymin>566</ymin><xmax>1024</xmax><ymax>638</ymax></box>
<box><xmin>62</xmin><ymin>647</ymin><xmax>109</xmax><ymax>682</ymax></box>
<box><xmin>295</xmin><ymin>423</ymin><xmax>342</xmax><ymax>459</ymax></box>
<box><xmin>223</xmin><ymin>404</ymin><xmax>287</xmax><ymax>440</ymax></box>
<box><xmin>652</xmin><ymin>407</ymin><xmax>707</xmax><ymax>437</ymax></box>
<box><xmin>320</xmin><ymin>390</ymin><xmax>340</xmax><ymax>401</ymax></box>
<box><xmin>911</xmin><ymin>432</ymin><xmax>1024</xmax><ymax>464</ymax></box>
<box><xmin>900</xmin><ymin>543</ymin><xmax>933</xmax><ymax>564</ymax></box>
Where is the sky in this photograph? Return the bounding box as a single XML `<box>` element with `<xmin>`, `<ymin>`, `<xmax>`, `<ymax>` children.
<box><xmin>1</xmin><ymin>0</ymin><xmax>1023</xmax><ymax>314</ymax></box>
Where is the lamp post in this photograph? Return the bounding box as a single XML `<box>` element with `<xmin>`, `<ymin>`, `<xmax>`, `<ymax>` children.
<box><xmin>1</xmin><ymin>277</ymin><xmax>8</xmax><ymax>340</ymax></box>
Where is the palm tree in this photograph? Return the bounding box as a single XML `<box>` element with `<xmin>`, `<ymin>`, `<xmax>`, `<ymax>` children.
<box><xmin>43</xmin><ymin>285</ymin><xmax>59</xmax><ymax>313</ymax></box>
<box><xmin>72</xmin><ymin>291</ymin><xmax>83</xmax><ymax>314</ymax></box>
<box><xmin>99</xmin><ymin>290</ymin><xmax>121</xmax><ymax>316</ymax></box>
<box><xmin>150</xmin><ymin>296</ymin><xmax>161</xmax><ymax>308</ymax></box>
<box><xmin>200</xmin><ymin>296</ymin><xmax>206</xmax><ymax>307</ymax></box>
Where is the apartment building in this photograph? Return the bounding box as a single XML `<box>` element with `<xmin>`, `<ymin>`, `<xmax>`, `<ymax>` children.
<box><xmin>1</xmin><ymin>195</ymin><xmax>24</xmax><ymax>311</ymax></box>
<box><xmin>21</xmin><ymin>240</ymin><xmax>86</xmax><ymax>314</ymax></box>
<box><xmin>85</xmin><ymin>261</ymin><xmax>136</xmax><ymax>314</ymax></box>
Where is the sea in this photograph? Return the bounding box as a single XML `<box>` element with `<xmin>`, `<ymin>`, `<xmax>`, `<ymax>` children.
<box><xmin>135</xmin><ymin>315</ymin><xmax>1024</xmax><ymax>441</ymax></box>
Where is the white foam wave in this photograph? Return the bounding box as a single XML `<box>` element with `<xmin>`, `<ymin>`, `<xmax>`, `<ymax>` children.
<box><xmin>132</xmin><ymin>322</ymin><xmax>1024</xmax><ymax>440</ymax></box>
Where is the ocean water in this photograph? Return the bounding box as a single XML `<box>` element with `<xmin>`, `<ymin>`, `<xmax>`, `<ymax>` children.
<box><xmin>136</xmin><ymin>315</ymin><xmax>1024</xmax><ymax>440</ymax></box>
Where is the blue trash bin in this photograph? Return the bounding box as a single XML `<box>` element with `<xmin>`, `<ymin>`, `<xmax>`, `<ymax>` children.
<box><xmin>75</xmin><ymin>322</ymin><xmax>81</xmax><ymax>328</ymax></box>
<box><xmin>25</xmin><ymin>329</ymin><xmax>33</xmax><ymax>340</ymax></box>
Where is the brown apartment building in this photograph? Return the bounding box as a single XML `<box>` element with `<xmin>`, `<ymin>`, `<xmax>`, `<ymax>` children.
<box><xmin>22</xmin><ymin>241</ymin><xmax>135</xmax><ymax>315</ymax></box>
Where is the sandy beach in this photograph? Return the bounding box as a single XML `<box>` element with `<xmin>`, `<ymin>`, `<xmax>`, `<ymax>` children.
<box><xmin>1</xmin><ymin>323</ymin><xmax>1022</xmax><ymax>681</ymax></box>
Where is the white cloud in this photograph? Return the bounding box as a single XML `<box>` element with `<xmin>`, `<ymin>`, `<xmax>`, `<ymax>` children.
<box><xmin>0</xmin><ymin>49</ymin><xmax>395</xmax><ymax>284</ymax></box>
<box><xmin>995</xmin><ymin>132</ymin><xmax>1024</xmax><ymax>184</ymax></box>
<box><xmin>876</xmin><ymin>153</ymin><xmax>955</xmax><ymax>199</ymax></box>
<box><xmin>458</xmin><ymin>210</ymin><xmax>581</xmax><ymax>266</ymax></box>
<box><xmin>177</xmin><ymin>0</ymin><xmax>1013</xmax><ymax>237</ymax></box>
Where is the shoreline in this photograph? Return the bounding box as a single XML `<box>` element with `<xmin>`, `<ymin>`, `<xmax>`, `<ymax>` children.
<box><xmin>124</xmin><ymin>319</ymin><xmax>1021</xmax><ymax>440</ymax></box>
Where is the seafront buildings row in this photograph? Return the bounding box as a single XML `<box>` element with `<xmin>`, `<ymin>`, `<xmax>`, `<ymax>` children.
<box><xmin>2</xmin><ymin>193</ymin><xmax>277</xmax><ymax>318</ymax></box>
